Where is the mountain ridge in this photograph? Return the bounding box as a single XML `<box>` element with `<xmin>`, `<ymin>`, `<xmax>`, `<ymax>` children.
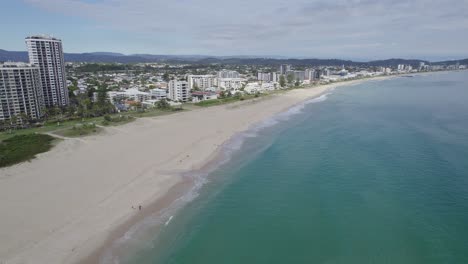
<box><xmin>1</xmin><ymin>49</ymin><xmax>466</xmax><ymax>66</ymax></box>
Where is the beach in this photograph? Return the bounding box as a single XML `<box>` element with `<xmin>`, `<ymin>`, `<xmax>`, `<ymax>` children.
<box><xmin>0</xmin><ymin>78</ymin><xmax>386</xmax><ymax>264</ymax></box>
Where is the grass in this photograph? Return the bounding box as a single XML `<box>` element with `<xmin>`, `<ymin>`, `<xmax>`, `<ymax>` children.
<box><xmin>0</xmin><ymin>117</ymin><xmax>104</xmax><ymax>142</ymax></box>
<box><xmin>0</xmin><ymin>134</ymin><xmax>56</xmax><ymax>168</ymax></box>
<box><xmin>194</xmin><ymin>94</ymin><xmax>262</xmax><ymax>107</ymax></box>
<box><xmin>126</xmin><ymin>107</ymin><xmax>185</xmax><ymax>118</ymax></box>
<box><xmin>101</xmin><ymin>115</ymin><xmax>136</xmax><ymax>126</ymax></box>
<box><xmin>55</xmin><ymin>123</ymin><xmax>102</xmax><ymax>137</ymax></box>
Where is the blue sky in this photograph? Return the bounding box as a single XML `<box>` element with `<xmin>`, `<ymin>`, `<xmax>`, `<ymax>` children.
<box><xmin>2</xmin><ymin>0</ymin><xmax>468</xmax><ymax>61</ymax></box>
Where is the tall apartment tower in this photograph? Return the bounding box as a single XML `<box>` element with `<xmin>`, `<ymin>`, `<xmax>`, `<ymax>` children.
<box><xmin>279</xmin><ymin>64</ymin><xmax>292</xmax><ymax>75</ymax></box>
<box><xmin>168</xmin><ymin>80</ymin><xmax>190</xmax><ymax>102</ymax></box>
<box><xmin>0</xmin><ymin>62</ymin><xmax>45</xmax><ymax>123</ymax></box>
<box><xmin>25</xmin><ymin>35</ymin><xmax>69</xmax><ymax>107</ymax></box>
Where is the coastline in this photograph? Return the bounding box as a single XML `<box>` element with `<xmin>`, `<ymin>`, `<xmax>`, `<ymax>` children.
<box><xmin>0</xmin><ymin>76</ymin><xmax>392</xmax><ymax>264</ymax></box>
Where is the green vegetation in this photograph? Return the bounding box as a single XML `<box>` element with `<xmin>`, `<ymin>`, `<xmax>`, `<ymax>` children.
<box><xmin>0</xmin><ymin>134</ymin><xmax>56</xmax><ymax>168</ymax></box>
<box><xmin>76</xmin><ymin>64</ymin><xmax>128</xmax><ymax>73</ymax></box>
<box><xmin>56</xmin><ymin>123</ymin><xmax>101</xmax><ymax>137</ymax></box>
<box><xmin>279</xmin><ymin>75</ymin><xmax>286</xmax><ymax>87</ymax></box>
<box><xmin>194</xmin><ymin>92</ymin><xmax>263</xmax><ymax>107</ymax></box>
<box><xmin>286</xmin><ymin>73</ymin><xmax>295</xmax><ymax>85</ymax></box>
<box><xmin>102</xmin><ymin>115</ymin><xmax>135</xmax><ymax>126</ymax></box>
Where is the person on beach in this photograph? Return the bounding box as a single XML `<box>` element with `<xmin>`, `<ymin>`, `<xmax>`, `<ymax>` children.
<box><xmin>139</xmin><ymin>205</ymin><xmax>142</xmax><ymax>210</ymax></box>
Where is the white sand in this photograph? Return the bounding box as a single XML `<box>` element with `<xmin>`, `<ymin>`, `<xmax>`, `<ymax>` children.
<box><xmin>0</xmin><ymin>78</ymin><xmax>385</xmax><ymax>263</ymax></box>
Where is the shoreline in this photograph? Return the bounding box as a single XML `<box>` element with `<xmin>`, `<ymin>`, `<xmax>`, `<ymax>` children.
<box><xmin>0</xmin><ymin>75</ymin><xmax>393</xmax><ymax>264</ymax></box>
<box><xmin>81</xmin><ymin>75</ymin><xmax>395</xmax><ymax>264</ymax></box>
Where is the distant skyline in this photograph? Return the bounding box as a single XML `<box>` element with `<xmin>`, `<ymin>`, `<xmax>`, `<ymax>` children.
<box><xmin>1</xmin><ymin>0</ymin><xmax>468</xmax><ymax>61</ymax></box>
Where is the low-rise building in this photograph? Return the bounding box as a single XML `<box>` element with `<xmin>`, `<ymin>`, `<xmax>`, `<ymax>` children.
<box><xmin>187</xmin><ymin>75</ymin><xmax>215</xmax><ymax>90</ymax></box>
<box><xmin>216</xmin><ymin>78</ymin><xmax>245</xmax><ymax>91</ymax></box>
<box><xmin>191</xmin><ymin>91</ymin><xmax>219</xmax><ymax>102</ymax></box>
<box><xmin>100</xmin><ymin>88</ymin><xmax>151</xmax><ymax>105</ymax></box>
<box><xmin>149</xmin><ymin>88</ymin><xmax>168</xmax><ymax>100</ymax></box>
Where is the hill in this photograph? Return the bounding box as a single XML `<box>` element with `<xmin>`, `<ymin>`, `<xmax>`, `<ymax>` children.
<box><xmin>0</xmin><ymin>49</ymin><xmax>466</xmax><ymax>67</ymax></box>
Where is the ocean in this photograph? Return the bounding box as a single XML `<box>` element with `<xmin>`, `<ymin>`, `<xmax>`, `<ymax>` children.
<box><xmin>113</xmin><ymin>71</ymin><xmax>468</xmax><ymax>264</ymax></box>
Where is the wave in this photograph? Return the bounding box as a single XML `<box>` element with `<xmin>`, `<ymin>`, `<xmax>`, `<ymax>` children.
<box><xmin>100</xmin><ymin>92</ymin><xmax>331</xmax><ymax>264</ymax></box>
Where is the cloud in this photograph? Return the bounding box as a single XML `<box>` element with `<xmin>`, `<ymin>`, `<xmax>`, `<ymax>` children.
<box><xmin>24</xmin><ymin>0</ymin><xmax>468</xmax><ymax>58</ymax></box>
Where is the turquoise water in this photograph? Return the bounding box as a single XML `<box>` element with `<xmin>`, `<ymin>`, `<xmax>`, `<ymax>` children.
<box><xmin>123</xmin><ymin>71</ymin><xmax>468</xmax><ymax>264</ymax></box>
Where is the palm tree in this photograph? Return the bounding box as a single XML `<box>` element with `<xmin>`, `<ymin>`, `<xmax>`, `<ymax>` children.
<box><xmin>9</xmin><ymin>114</ymin><xmax>18</xmax><ymax>132</ymax></box>
<box><xmin>19</xmin><ymin>112</ymin><xmax>30</xmax><ymax>128</ymax></box>
<box><xmin>42</xmin><ymin>108</ymin><xmax>50</xmax><ymax>122</ymax></box>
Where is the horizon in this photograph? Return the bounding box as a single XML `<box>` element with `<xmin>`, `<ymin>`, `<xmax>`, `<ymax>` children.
<box><xmin>1</xmin><ymin>1</ymin><xmax>468</xmax><ymax>61</ymax></box>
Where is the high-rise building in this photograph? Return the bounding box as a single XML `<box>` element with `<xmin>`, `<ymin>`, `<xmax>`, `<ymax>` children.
<box><xmin>285</xmin><ymin>70</ymin><xmax>306</xmax><ymax>82</ymax></box>
<box><xmin>258</xmin><ymin>72</ymin><xmax>278</xmax><ymax>82</ymax></box>
<box><xmin>25</xmin><ymin>35</ymin><xmax>69</xmax><ymax>107</ymax></box>
<box><xmin>258</xmin><ymin>72</ymin><xmax>272</xmax><ymax>82</ymax></box>
<box><xmin>305</xmin><ymin>69</ymin><xmax>316</xmax><ymax>81</ymax></box>
<box><xmin>0</xmin><ymin>62</ymin><xmax>45</xmax><ymax>124</ymax></box>
<box><xmin>279</xmin><ymin>64</ymin><xmax>292</xmax><ymax>75</ymax></box>
<box><xmin>168</xmin><ymin>80</ymin><xmax>190</xmax><ymax>102</ymax></box>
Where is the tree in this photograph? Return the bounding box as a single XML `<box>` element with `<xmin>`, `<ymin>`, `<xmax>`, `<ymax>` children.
<box><xmin>87</xmin><ymin>87</ymin><xmax>96</xmax><ymax>99</ymax></box>
<box><xmin>19</xmin><ymin>112</ymin><xmax>29</xmax><ymax>127</ymax></box>
<box><xmin>219</xmin><ymin>91</ymin><xmax>226</xmax><ymax>99</ymax></box>
<box><xmin>295</xmin><ymin>78</ymin><xmax>300</xmax><ymax>87</ymax></box>
<box><xmin>42</xmin><ymin>108</ymin><xmax>50</xmax><ymax>122</ymax></box>
<box><xmin>192</xmin><ymin>83</ymin><xmax>200</xmax><ymax>91</ymax></box>
<box><xmin>163</xmin><ymin>72</ymin><xmax>170</xmax><ymax>82</ymax></box>
<box><xmin>156</xmin><ymin>99</ymin><xmax>171</xmax><ymax>110</ymax></box>
<box><xmin>10</xmin><ymin>115</ymin><xmax>18</xmax><ymax>131</ymax></box>
<box><xmin>96</xmin><ymin>88</ymin><xmax>108</xmax><ymax>106</ymax></box>
<box><xmin>279</xmin><ymin>75</ymin><xmax>286</xmax><ymax>88</ymax></box>
<box><xmin>287</xmin><ymin>73</ymin><xmax>295</xmax><ymax>85</ymax></box>
<box><xmin>0</xmin><ymin>120</ymin><xmax>6</xmax><ymax>131</ymax></box>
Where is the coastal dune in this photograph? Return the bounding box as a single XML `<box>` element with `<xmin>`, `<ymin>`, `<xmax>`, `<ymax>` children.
<box><xmin>0</xmin><ymin>80</ymin><xmax>373</xmax><ymax>263</ymax></box>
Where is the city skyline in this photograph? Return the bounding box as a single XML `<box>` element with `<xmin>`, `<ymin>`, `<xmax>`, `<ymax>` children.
<box><xmin>1</xmin><ymin>0</ymin><xmax>468</xmax><ymax>61</ymax></box>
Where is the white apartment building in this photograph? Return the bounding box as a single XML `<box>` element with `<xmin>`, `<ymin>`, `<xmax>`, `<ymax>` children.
<box><xmin>187</xmin><ymin>75</ymin><xmax>215</xmax><ymax>90</ymax></box>
<box><xmin>286</xmin><ymin>70</ymin><xmax>306</xmax><ymax>82</ymax></box>
<box><xmin>168</xmin><ymin>80</ymin><xmax>190</xmax><ymax>102</ymax></box>
<box><xmin>216</xmin><ymin>78</ymin><xmax>245</xmax><ymax>91</ymax></box>
<box><xmin>0</xmin><ymin>62</ymin><xmax>45</xmax><ymax>123</ymax></box>
<box><xmin>149</xmin><ymin>88</ymin><xmax>168</xmax><ymax>100</ymax></box>
<box><xmin>101</xmin><ymin>88</ymin><xmax>151</xmax><ymax>105</ymax></box>
<box><xmin>257</xmin><ymin>72</ymin><xmax>277</xmax><ymax>82</ymax></box>
<box><xmin>25</xmin><ymin>35</ymin><xmax>69</xmax><ymax>107</ymax></box>
<box><xmin>217</xmin><ymin>70</ymin><xmax>240</xmax><ymax>78</ymax></box>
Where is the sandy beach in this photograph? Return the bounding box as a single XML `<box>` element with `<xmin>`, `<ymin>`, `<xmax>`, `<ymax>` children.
<box><xmin>0</xmin><ymin>78</ymin><xmax>388</xmax><ymax>264</ymax></box>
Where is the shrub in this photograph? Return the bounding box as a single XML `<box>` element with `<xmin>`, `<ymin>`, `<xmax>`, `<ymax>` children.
<box><xmin>0</xmin><ymin>134</ymin><xmax>55</xmax><ymax>168</ymax></box>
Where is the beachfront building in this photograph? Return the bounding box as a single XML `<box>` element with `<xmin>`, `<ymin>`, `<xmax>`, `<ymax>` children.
<box><xmin>0</xmin><ymin>62</ymin><xmax>45</xmax><ymax>124</ymax></box>
<box><xmin>257</xmin><ymin>72</ymin><xmax>277</xmax><ymax>82</ymax></box>
<box><xmin>305</xmin><ymin>69</ymin><xmax>315</xmax><ymax>81</ymax></box>
<box><xmin>244</xmin><ymin>82</ymin><xmax>277</xmax><ymax>94</ymax></box>
<box><xmin>25</xmin><ymin>35</ymin><xmax>69</xmax><ymax>107</ymax></box>
<box><xmin>216</xmin><ymin>78</ymin><xmax>245</xmax><ymax>91</ymax></box>
<box><xmin>168</xmin><ymin>80</ymin><xmax>190</xmax><ymax>102</ymax></box>
<box><xmin>191</xmin><ymin>91</ymin><xmax>218</xmax><ymax>102</ymax></box>
<box><xmin>149</xmin><ymin>88</ymin><xmax>168</xmax><ymax>100</ymax></box>
<box><xmin>187</xmin><ymin>75</ymin><xmax>215</xmax><ymax>90</ymax></box>
<box><xmin>101</xmin><ymin>88</ymin><xmax>151</xmax><ymax>105</ymax></box>
<box><xmin>286</xmin><ymin>70</ymin><xmax>306</xmax><ymax>82</ymax></box>
<box><xmin>217</xmin><ymin>70</ymin><xmax>240</xmax><ymax>78</ymax></box>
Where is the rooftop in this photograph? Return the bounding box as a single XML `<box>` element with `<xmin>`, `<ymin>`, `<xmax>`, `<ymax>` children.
<box><xmin>25</xmin><ymin>34</ymin><xmax>61</xmax><ymax>41</ymax></box>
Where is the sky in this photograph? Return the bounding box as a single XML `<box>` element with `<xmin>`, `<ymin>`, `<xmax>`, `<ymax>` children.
<box><xmin>1</xmin><ymin>0</ymin><xmax>468</xmax><ymax>61</ymax></box>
